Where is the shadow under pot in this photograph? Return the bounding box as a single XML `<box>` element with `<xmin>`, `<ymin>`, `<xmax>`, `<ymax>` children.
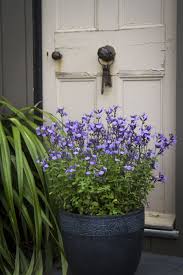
<box><xmin>58</xmin><ymin>208</ymin><xmax>144</xmax><ymax>275</ymax></box>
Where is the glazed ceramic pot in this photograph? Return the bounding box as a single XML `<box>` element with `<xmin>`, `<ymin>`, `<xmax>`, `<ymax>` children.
<box><xmin>59</xmin><ymin>208</ymin><xmax>144</xmax><ymax>275</ymax></box>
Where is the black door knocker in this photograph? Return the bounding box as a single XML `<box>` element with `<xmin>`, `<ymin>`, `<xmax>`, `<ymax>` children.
<box><xmin>97</xmin><ymin>45</ymin><xmax>116</xmax><ymax>94</ymax></box>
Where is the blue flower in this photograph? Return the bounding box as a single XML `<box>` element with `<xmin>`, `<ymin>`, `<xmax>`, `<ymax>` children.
<box><xmin>158</xmin><ymin>173</ymin><xmax>166</xmax><ymax>182</ymax></box>
<box><xmin>98</xmin><ymin>170</ymin><xmax>105</xmax><ymax>176</ymax></box>
<box><xmin>65</xmin><ymin>166</ymin><xmax>76</xmax><ymax>174</ymax></box>
<box><xmin>40</xmin><ymin>159</ymin><xmax>49</xmax><ymax>171</ymax></box>
<box><xmin>43</xmin><ymin>163</ymin><xmax>49</xmax><ymax>171</ymax></box>
<box><xmin>153</xmin><ymin>173</ymin><xmax>166</xmax><ymax>183</ymax></box>
<box><xmin>90</xmin><ymin>161</ymin><xmax>96</xmax><ymax>165</ymax></box>
<box><xmin>57</xmin><ymin>107</ymin><xmax>68</xmax><ymax>117</ymax></box>
<box><xmin>36</xmin><ymin>127</ymin><xmax>41</xmax><ymax>136</ymax></box>
<box><xmin>85</xmin><ymin>156</ymin><xmax>90</xmax><ymax>161</ymax></box>
<box><xmin>140</xmin><ymin>113</ymin><xmax>148</xmax><ymax>122</ymax></box>
<box><xmin>75</xmin><ymin>133</ymin><xmax>82</xmax><ymax>138</ymax></box>
<box><xmin>151</xmin><ymin>161</ymin><xmax>158</xmax><ymax>170</ymax></box>
<box><xmin>124</xmin><ymin>165</ymin><xmax>134</xmax><ymax>171</ymax></box>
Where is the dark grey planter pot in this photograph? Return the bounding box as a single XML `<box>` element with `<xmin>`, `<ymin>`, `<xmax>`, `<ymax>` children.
<box><xmin>59</xmin><ymin>208</ymin><xmax>144</xmax><ymax>275</ymax></box>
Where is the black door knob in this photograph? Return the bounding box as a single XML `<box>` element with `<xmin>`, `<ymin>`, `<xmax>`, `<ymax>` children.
<box><xmin>98</xmin><ymin>45</ymin><xmax>116</xmax><ymax>63</ymax></box>
<box><xmin>52</xmin><ymin>51</ymin><xmax>62</xmax><ymax>60</ymax></box>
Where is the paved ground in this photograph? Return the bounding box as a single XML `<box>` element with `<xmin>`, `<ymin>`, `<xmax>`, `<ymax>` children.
<box><xmin>136</xmin><ymin>253</ymin><xmax>183</xmax><ymax>275</ymax></box>
<box><xmin>50</xmin><ymin>252</ymin><xmax>183</xmax><ymax>275</ymax></box>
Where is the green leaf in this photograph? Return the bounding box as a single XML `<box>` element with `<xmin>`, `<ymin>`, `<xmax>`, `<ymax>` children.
<box><xmin>13</xmin><ymin>191</ymin><xmax>34</xmax><ymax>235</ymax></box>
<box><xmin>0</xmin><ymin>122</ymin><xmax>19</xmax><ymax>241</ymax></box>
<box><xmin>25</xmin><ymin>251</ymin><xmax>35</xmax><ymax>275</ymax></box>
<box><xmin>34</xmin><ymin>252</ymin><xmax>43</xmax><ymax>275</ymax></box>
<box><xmin>12</xmin><ymin>126</ymin><xmax>24</xmax><ymax>206</ymax></box>
<box><xmin>23</xmin><ymin>155</ymin><xmax>42</xmax><ymax>257</ymax></box>
<box><xmin>13</xmin><ymin>247</ymin><xmax>20</xmax><ymax>275</ymax></box>
<box><xmin>19</xmin><ymin>249</ymin><xmax>29</xmax><ymax>274</ymax></box>
<box><xmin>10</xmin><ymin>118</ymin><xmax>47</xmax><ymax>192</ymax></box>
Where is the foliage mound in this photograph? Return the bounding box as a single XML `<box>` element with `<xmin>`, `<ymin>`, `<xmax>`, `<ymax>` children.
<box><xmin>37</xmin><ymin>106</ymin><xmax>176</xmax><ymax>216</ymax></box>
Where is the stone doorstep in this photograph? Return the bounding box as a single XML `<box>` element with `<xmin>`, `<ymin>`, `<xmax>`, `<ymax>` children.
<box><xmin>145</xmin><ymin>211</ymin><xmax>176</xmax><ymax>230</ymax></box>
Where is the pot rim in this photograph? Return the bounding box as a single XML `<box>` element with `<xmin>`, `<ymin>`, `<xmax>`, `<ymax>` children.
<box><xmin>59</xmin><ymin>207</ymin><xmax>144</xmax><ymax>220</ymax></box>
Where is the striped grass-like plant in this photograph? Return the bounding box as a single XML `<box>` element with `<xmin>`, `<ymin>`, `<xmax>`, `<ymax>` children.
<box><xmin>0</xmin><ymin>99</ymin><xmax>67</xmax><ymax>275</ymax></box>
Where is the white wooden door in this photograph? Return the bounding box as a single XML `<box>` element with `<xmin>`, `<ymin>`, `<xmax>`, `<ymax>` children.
<box><xmin>42</xmin><ymin>0</ymin><xmax>177</xmax><ymax>214</ymax></box>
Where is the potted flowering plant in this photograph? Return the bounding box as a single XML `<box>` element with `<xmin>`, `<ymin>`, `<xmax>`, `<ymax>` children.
<box><xmin>37</xmin><ymin>106</ymin><xmax>176</xmax><ymax>275</ymax></box>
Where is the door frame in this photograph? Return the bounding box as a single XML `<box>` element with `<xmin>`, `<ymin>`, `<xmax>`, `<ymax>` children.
<box><xmin>34</xmin><ymin>0</ymin><xmax>183</xmax><ymax>256</ymax></box>
<box><xmin>33</xmin><ymin>0</ymin><xmax>42</xmax><ymax>108</ymax></box>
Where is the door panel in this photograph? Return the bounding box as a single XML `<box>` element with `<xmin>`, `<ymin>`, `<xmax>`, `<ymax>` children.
<box><xmin>122</xmin><ymin>80</ymin><xmax>162</xmax><ymax>130</ymax></box>
<box><xmin>119</xmin><ymin>0</ymin><xmax>163</xmax><ymax>27</ymax></box>
<box><xmin>56</xmin><ymin>0</ymin><xmax>96</xmax><ymax>31</ymax></box>
<box><xmin>98</xmin><ymin>0</ymin><xmax>119</xmax><ymax>30</ymax></box>
<box><xmin>56</xmin><ymin>77</ymin><xmax>97</xmax><ymax>120</ymax></box>
<box><xmin>42</xmin><ymin>0</ymin><xmax>176</xmax><ymax>213</ymax></box>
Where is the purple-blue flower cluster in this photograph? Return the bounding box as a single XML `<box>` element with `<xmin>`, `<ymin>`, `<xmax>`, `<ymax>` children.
<box><xmin>37</xmin><ymin>106</ymin><xmax>176</xmax><ymax>183</ymax></box>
